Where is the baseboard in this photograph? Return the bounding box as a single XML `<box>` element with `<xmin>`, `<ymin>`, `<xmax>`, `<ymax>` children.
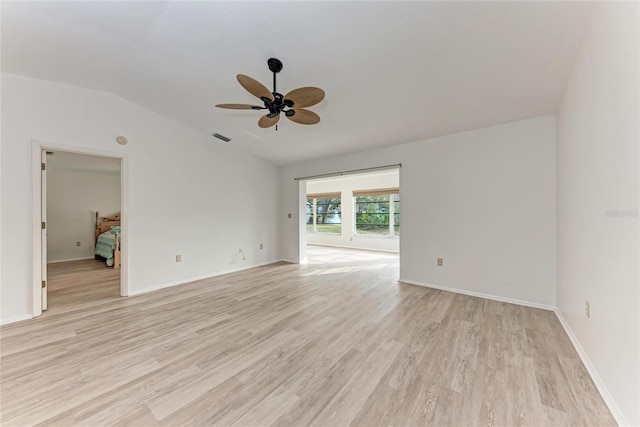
<box><xmin>398</xmin><ymin>278</ymin><xmax>555</xmax><ymax>311</ymax></box>
<box><xmin>48</xmin><ymin>256</ymin><xmax>95</xmax><ymax>264</ymax></box>
<box><xmin>307</xmin><ymin>242</ymin><xmax>399</xmax><ymax>254</ymax></box>
<box><xmin>128</xmin><ymin>260</ymin><xmax>282</xmax><ymax>296</ymax></box>
<box><xmin>0</xmin><ymin>314</ymin><xmax>33</xmax><ymax>325</ymax></box>
<box><xmin>554</xmin><ymin>309</ymin><xmax>629</xmax><ymax>426</ymax></box>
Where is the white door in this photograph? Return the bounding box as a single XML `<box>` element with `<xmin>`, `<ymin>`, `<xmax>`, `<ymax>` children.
<box><xmin>41</xmin><ymin>150</ymin><xmax>48</xmax><ymax>311</ymax></box>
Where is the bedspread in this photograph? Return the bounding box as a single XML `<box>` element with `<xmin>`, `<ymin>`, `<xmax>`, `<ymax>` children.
<box><xmin>95</xmin><ymin>228</ymin><xmax>120</xmax><ymax>263</ymax></box>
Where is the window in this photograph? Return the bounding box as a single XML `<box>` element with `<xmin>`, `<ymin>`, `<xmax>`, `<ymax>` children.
<box><xmin>306</xmin><ymin>193</ymin><xmax>341</xmax><ymax>234</ymax></box>
<box><xmin>353</xmin><ymin>188</ymin><xmax>400</xmax><ymax>237</ymax></box>
<box><xmin>393</xmin><ymin>193</ymin><xmax>400</xmax><ymax>236</ymax></box>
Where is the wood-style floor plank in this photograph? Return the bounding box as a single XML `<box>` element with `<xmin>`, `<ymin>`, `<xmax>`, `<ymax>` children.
<box><xmin>0</xmin><ymin>247</ymin><xmax>616</xmax><ymax>426</ymax></box>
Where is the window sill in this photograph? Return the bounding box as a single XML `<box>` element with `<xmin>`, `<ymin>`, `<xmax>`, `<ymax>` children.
<box><xmin>352</xmin><ymin>234</ymin><xmax>399</xmax><ymax>239</ymax></box>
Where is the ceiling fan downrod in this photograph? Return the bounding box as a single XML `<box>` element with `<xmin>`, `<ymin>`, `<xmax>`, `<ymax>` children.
<box><xmin>268</xmin><ymin>57</ymin><xmax>283</xmax><ymax>87</ymax></box>
<box><xmin>267</xmin><ymin>58</ymin><xmax>285</xmax><ymax>130</ymax></box>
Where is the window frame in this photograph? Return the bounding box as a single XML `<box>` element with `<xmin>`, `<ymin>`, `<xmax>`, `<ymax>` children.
<box><xmin>306</xmin><ymin>193</ymin><xmax>342</xmax><ymax>235</ymax></box>
<box><xmin>352</xmin><ymin>190</ymin><xmax>399</xmax><ymax>238</ymax></box>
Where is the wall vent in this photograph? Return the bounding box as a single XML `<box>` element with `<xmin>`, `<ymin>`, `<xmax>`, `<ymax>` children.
<box><xmin>211</xmin><ymin>133</ymin><xmax>231</xmax><ymax>142</ymax></box>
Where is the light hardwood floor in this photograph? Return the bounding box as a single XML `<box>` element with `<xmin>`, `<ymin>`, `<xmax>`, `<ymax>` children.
<box><xmin>1</xmin><ymin>246</ymin><xmax>615</xmax><ymax>426</ymax></box>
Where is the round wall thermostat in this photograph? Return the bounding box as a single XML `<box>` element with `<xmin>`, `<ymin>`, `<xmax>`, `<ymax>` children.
<box><xmin>116</xmin><ymin>136</ymin><xmax>128</xmax><ymax>145</ymax></box>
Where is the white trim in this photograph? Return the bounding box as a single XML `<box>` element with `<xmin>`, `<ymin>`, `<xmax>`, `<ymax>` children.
<box><xmin>279</xmin><ymin>259</ymin><xmax>298</xmax><ymax>264</ymax></box>
<box><xmin>554</xmin><ymin>309</ymin><xmax>629</xmax><ymax>427</ymax></box>
<box><xmin>128</xmin><ymin>260</ymin><xmax>283</xmax><ymax>296</ymax></box>
<box><xmin>32</xmin><ymin>145</ymin><xmax>43</xmax><ymax>317</ymax></box>
<box><xmin>1</xmin><ymin>314</ymin><xmax>33</xmax><ymax>326</ymax></box>
<box><xmin>119</xmin><ymin>154</ymin><xmax>129</xmax><ymax>297</ymax></box>
<box><xmin>348</xmin><ymin>233</ymin><xmax>400</xmax><ymax>240</ymax></box>
<box><xmin>47</xmin><ymin>256</ymin><xmax>95</xmax><ymax>264</ymax></box>
<box><xmin>31</xmin><ymin>140</ymin><xmax>129</xmax><ymax>315</ymax></box>
<box><xmin>398</xmin><ymin>278</ymin><xmax>555</xmax><ymax>311</ymax></box>
<box><xmin>309</xmin><ymin>242</ymin><xmax>399</xmax><ymax>254</ymax></box>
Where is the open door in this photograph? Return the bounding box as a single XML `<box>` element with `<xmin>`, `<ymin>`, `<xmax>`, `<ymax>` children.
<box><xmin>41</xmin><ymin>150</ymin><xmax>48</xmax><ymax>311</ymax></box>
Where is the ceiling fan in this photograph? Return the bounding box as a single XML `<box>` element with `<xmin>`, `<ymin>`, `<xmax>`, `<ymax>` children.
<box><xmin>216</xmin><ymin>58</ymin><xmax>325</xmax><ymax>129</ymax></box>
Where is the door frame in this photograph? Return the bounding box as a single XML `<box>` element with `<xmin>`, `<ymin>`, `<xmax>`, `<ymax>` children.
<box><xmin>41</xmin><ymin>150</ymin><xmax>48</xmax><ymax>311</ymax></box>
<box><xmin>31</xmin><ymin>140</ymin><xmax>129</xmax><ymax>317</ymax></box>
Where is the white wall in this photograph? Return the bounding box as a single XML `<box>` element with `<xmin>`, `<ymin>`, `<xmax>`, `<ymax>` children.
<box><xmin>0</xmin><ymin>73</ymin><xmax>280</xmax><ymax>323</ymax></box>
<box><xmin>281</xmin><ymin>115</ymin><xmax>557</xmax><ymax>307</ymax></box>
<box><xmin>556</xmin><ymin>2</ymin><xmax>639</xmax><ymax>425</ymax></box>
<box><xmin>47</xmin><ymin>165</ymin><xmax>120</xmax><ymax>262</ymax></box>
<box><xmin>306</xmin><ymin>171</ymin><xmax>400</xmax><ymax>253</ymax></box>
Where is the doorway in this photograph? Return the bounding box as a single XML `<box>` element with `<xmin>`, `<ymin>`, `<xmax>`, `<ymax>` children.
<box><xmin>32</xmin><ymin>141</ymin><xmax>128</xmax><ymax>317</ymax></box>
<box><xmin>298</xmin><ymin>167</ymin><xmax>401</xmax><ymax>263</ymax></box>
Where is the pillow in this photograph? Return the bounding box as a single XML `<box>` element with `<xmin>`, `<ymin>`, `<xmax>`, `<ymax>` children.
<box><xmin>111</xmin><ymin>226</ymin><xmax>122</xmax><ymax>234</ymax></box>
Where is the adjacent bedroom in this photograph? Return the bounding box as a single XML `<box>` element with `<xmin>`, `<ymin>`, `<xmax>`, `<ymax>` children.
<box><xmin>44</xmin><ymin>151</ymin><xmax>122</xmax><ymax>313</ymax></box>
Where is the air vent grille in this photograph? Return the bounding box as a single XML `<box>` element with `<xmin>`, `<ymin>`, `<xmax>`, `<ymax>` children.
<box><xmin>211</xmin><ymin>133</ymin><xmax>231</xmax><ymax>142</ymax></box>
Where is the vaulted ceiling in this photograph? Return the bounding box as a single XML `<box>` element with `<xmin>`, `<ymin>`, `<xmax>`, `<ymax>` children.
<box><xmin>1</xmin><ymin>1</ymin><xmax>595</xmax><ymax>165</ymax></box>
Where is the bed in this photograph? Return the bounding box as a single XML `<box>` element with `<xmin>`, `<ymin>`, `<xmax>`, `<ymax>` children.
<box><xmin>94</xmin><ymin>211</ymin><xmax>121</xmax><ymax>268</ymax></box>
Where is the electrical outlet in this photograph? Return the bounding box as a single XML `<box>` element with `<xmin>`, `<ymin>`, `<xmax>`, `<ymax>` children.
<box><xmin>176</xmin><ymin>255</ymin><xmax>182</xmax><ymax>263</ymax></box>
<box><xmin>76</xmin><ymin>241</ymin><xmax>81</xmax><ymax>247</ymax></box>
<box><xmin>585</xmin><ymin>301</ymin><xmax>590</xmax><ymax>318</ymax></box>
<box><xmin>287</xmin><ymin>213</ymin><xmax>292</xmax><ymax>219</ymax></box>
<box><xmin>437</xmin><ymin>258</ymin><xmax>443</xmax><ymax>266</ymax></box>
<box><xmin>259</xmin><ymin>243</ymin><xmax>263</xmax><ymax>249</ymax></box>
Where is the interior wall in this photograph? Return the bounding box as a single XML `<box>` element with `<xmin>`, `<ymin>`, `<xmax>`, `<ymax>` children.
<box><xmin>281</xmin><ymin>115</ymin><xmax>557</xmax><ymax>306</ymax></box>
<box><xmin>47</xmin><ymin>165</ymin><xmax>120</xmax><ymax>262</ymax></box>
<box><xmin>556</xmin><ymin>2</ymin><xmax>639</xmax><ymax>425</ymax></box>
<box><xmin>306</xmin><ymin>171</ymin><xmax>400</xmax><ymax>253</ymax></box>
<box><xmin>0</xmin><ymin>73</ymin><xmax>280</xmax><ymax>323</ymax></box>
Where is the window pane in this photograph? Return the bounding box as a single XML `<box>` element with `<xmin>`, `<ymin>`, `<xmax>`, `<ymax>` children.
<box><xmin>315</xmin><ymin>197</ymin><xmax>341</xmax><ymax>234</ymax></box>
<box><xmin>355</xmin><ymin>195</ymin><xmax>390</xmax><ymax>236</ymax></box>
<box><xmin>306</xmin><ymin>199</ymin><xmax>314</xmax><ymax>232</ymax></box>
<box><xmin>393</xmin><ymin>213</ymin><xmax>400</xmax><ymax>236</ymax></box>
<box><xmin>393</xmin><ymin>194</ymin><xmax>400</xmax><ymax>236</ymax></box>
<box><xmin>306</xmin><ymin>199</ymin><xmax>313</xmax><ymax>224</ymax></box>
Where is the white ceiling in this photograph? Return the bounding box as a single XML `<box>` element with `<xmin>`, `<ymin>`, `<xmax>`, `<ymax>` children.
<box><xmin>1</xmin><ymin>1</ymin><xmax>595</xmax><ymax>166</ymax></box>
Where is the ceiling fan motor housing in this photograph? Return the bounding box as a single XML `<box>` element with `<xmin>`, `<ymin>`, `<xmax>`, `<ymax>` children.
<box><xmin>264</xmin><ymin>87</ymin><xmax>295</xmax><ymax>117</ymax></box>
<box><xmin>268</xmin><ymin>58</ymin><xmax>283</xmax><ymax>73</ymax></box>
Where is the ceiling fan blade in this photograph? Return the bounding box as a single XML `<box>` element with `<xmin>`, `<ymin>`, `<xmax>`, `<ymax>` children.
<box><xmin>258</xmin><ymin>114</ymin><xmax>280</xmax><ymax>128</ymax></box>
<box><xmin>284</xmin><ymin>87</ymin><xmax>325</xmax><ymax>108</ymax></box>
<box><xmin>237</xmin><ymin>74</ymin><xmax>274</xmax><ymax>101</ymax></box>
<box><xmin>287</xmin><ymin>109</ymin><xmax>320</xmax><ymax>125</ymax></box>
<box><xmin>215</xmin><ymin>103</ymin><xmax>261</xmax><ymax>110</ymax></box>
